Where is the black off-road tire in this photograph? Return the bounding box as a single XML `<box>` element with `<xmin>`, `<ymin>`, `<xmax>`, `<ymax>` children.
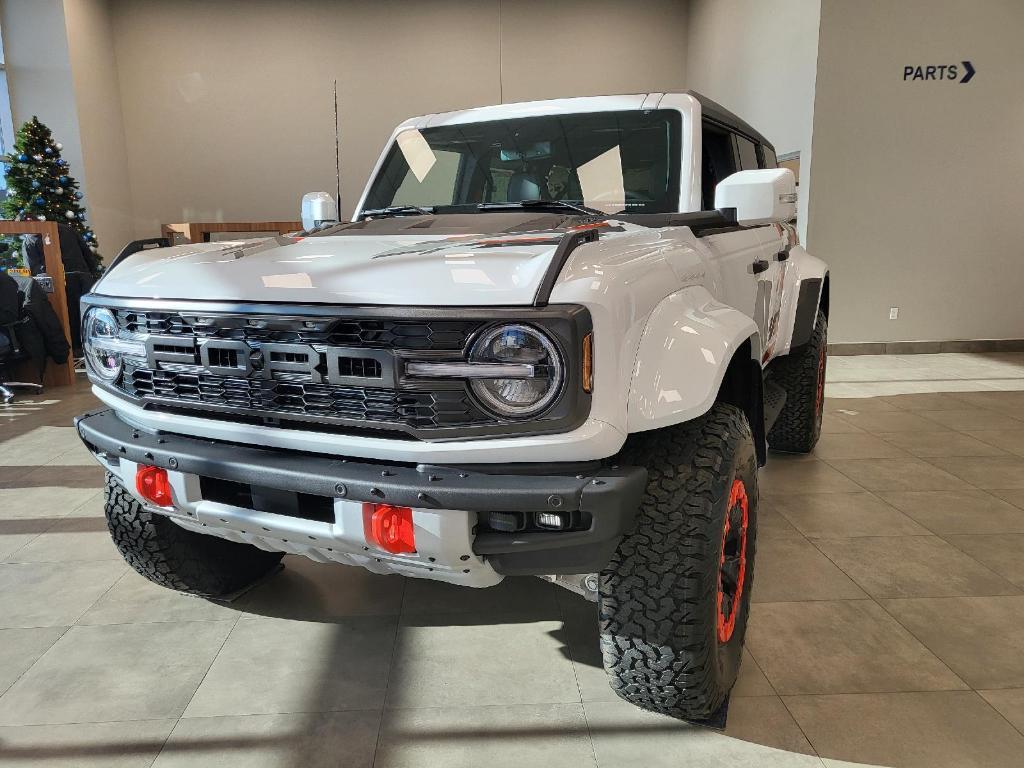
<box><xmin>767</xmin><ymin>313</ymin><xmax>828</xmax><ymax>453</ymax></box>
<box><xmin>104</xmin><ymin>473</ymin><xmax>284</xmax><ymax>598</ymax></box>
<box><xmin>599</xmin><ymin>403</ymin><xmax>758</xmax><ymax>720</ymax></box>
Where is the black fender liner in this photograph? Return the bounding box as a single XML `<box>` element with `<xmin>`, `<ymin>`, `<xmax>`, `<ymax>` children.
<box><xmin>790</xmin><ymin>277</ymin><xmax>824</xmax><ymax>350</ymax></box>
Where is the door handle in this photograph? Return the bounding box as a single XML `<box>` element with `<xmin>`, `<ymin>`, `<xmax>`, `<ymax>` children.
<box><xmin>752</xmin><ymin>259</ymin><xmax>770</xmax><ymax>274</ymax></box>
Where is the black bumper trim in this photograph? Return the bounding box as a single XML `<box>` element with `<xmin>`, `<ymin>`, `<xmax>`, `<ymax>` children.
<box><xmin>75</xmin><ymin>409</ymin><xmax>646</xmax><ymax>575</ymax></box>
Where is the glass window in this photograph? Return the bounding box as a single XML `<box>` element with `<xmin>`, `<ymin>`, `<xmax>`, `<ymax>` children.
<box><xmin>701</xmin><ymin>122</ymin><xmax>738</xmax><ymax>210</ymax></box>
<box><xmin>0</xmin><ymin>23</ymin><xmax>13</xmax><ymax>197</ymax></box>
<box><xmin>735</xmin><ymin>134</ymin><xmax>759</xmax><ymax>171</ymax></box>
<box><xmin>364</xmin><ymin>110</ymin><xmax>681</xmax><ymax>215</ymax></box>
<box><xmin>760</xmin><ymin>145</ymin><xmax>778</xmax><ymax>169</ymax></box>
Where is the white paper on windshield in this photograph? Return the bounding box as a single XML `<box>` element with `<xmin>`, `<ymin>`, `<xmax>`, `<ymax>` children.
<box><xmin>577</xmin><ymin>146</ymin><xmax>625</xmax><ymax>214</ymax></box>
<box><xmin>396</xmin><ymin>129</ymin><xmax>437</xmax><ymax>182</ymax></box>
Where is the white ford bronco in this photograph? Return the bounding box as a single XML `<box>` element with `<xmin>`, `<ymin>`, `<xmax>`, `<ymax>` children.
<box><xmin>76</xmin><ymin>91</ymin><xmax>828</xmax><ymax>721</ymax></box>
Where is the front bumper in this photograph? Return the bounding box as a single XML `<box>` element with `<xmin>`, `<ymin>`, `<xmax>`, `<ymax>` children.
<box><xmin>76</xmin><ymin>409</ymin><xmax>646</xmax><ymax>582</ymax></box>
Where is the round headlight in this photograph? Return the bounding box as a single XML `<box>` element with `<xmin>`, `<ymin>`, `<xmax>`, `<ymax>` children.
<box><xmin>469</xmin><ymin>324</ymin><xmax>563</xmax><ymax>418</ymax></box>
<box><xmin>83</xmin><ymin>307</ymin><xmax>122</xmax><ymax>381</ymax></box>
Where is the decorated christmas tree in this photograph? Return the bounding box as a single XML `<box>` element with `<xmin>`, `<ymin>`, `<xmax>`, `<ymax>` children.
<box><xmin>2</xmin><ymin>116</ymin><xmax>101</xmax><ymax>268</ymax></box>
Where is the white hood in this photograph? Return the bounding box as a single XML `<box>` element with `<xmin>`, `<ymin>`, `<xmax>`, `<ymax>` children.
<box><xmin>95</xmin><ymin>233</ymin><xmax>569</xmax><ymax>306</ymax></box>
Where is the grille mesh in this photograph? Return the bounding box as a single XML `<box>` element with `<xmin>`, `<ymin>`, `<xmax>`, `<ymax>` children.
<box><xmin>123</xmin><ymin>364</ymin><xmax>488</xmax><ymax>430</ymax></box>
<box><xmin>118</xmin><ymin>310</ymin><xmax>479</xmax><ymax>350</ymax></box>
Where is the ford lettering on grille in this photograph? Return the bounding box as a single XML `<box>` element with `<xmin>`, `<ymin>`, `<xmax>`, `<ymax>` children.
<box><xmin>143</xmin><ymin>336</ymin><xmax>396</xmax><ymax>388</ymax></box>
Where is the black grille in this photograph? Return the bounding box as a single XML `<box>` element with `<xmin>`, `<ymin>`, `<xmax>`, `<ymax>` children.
<box><xmin>118</xmin><ymin>310</ymin><xmax>479</xmax><ymax>351</ymax></box>
<box><xmin>123</xmin><ymin>364</ymin><xmax>488</xmax><ymax>430</ymax></box>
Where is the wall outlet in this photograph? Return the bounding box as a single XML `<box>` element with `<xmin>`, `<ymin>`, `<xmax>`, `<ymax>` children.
<box><xmin>889</xmin><ymin>307</ymin><xmax>899</xmax><ymax>320</ymax></box>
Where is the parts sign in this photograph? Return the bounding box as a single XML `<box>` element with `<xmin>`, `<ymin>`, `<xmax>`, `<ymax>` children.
<box><xmin>903</xmin><ymin>60</ymin><xmax>975</xmax><ymax>83</ymax></box>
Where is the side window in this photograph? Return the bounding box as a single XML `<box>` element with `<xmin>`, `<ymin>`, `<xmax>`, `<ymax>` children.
<box><xmin>701</xmin><ymin>122</ymin><xmax>738</xmax><ymax>210</ymax></box>
<box><xmin>760</xmin><ymin>145</ymin><xmax>778</xmax><ymax>169</ymax></box>
<box><xmin>735</xmin><ymin>134</ymin><xmax>759</xmax><ymax>171</ymax></box>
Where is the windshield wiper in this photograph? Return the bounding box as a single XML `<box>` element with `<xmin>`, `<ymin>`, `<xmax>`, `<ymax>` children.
<box><xmin>476</xmin><ymin>200</ymin><xmax>606</xmax><ymax>217</ymax></box>
<box><xmin>361</xmin><ymin>205</ymin><xmax>434</xmax><ymax>218</ymax></box>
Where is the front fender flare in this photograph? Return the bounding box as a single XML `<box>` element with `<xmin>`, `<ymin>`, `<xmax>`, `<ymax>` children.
<box><xmin>627</xmin><ymin>286</ymin><xmax>761</xmax><ymax>433</ymax></box>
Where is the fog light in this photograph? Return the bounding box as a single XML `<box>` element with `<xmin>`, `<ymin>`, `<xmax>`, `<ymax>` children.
<box><xmin>136</xmin><ymin>465</ymin><xmax>173</xmax><ymax>506</ymax></box>
<box><xmin>535</xmin><ymin>511</ymin><xmax>568</xmax><ymax>530</ymax></box>
<box><xmin>488</xmin><ymin>511</ymin><xmax>525</xmax><ymax>533</ymax></box>
<box><xmin>363</xmin><ymin>503</ymin><xmax>416</xmax><ymax>554</ymax></box>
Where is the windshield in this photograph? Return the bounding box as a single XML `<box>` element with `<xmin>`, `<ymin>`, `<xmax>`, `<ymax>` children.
<box><xmin>363</xmin><ymin>109</ymin><xmax>681</xmax><ymax>215</ymax></box>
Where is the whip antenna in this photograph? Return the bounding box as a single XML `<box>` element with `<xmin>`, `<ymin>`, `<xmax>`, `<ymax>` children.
<box><xmin>334</xmin><ymin>79</ymin><xmax>342</xmax><ymax>216</ymax></box>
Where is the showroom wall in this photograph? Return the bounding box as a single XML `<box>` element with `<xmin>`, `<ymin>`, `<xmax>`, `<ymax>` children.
<box><xmin>105</xmin><ymin>0</ymin><xmax>689</xmax><ymax>236</ymax></box>
<box><xmin>685</xmin><ymin>0</ymin><xmax>821</xmax><ymax>242</ymax></box>
<box><xmin>809</xmin><ymin>0</ymin><xmax>1024</xmax><ymax>344</ymax></box>
<box><xmin>63</xmin><ymin>0</ymin><xmax>135</xmax><ymax>256</ymax></box>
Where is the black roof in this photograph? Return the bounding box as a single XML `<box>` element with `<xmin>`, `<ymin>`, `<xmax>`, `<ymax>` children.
<box><xmin>684</xmin><ymin>90</ymin><xmax>775</xmax><ymax>152</ymax></box>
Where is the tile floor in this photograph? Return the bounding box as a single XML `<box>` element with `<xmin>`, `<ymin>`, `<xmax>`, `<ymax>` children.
<box><xmin>1</xmin><ymin>353</ymin><xmax>1023</xmax><ymax>767</ymax></box>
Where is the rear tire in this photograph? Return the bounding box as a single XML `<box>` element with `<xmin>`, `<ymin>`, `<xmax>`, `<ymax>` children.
<box><xmin>599</xmin><ymin>403</ymin><xmax>758</xmax><ymax>720</ymax></box>
<box><xmin>767</xmin><ymin>313</ymin><xmax>827</xmax><ymax>453</ymax></box>
<box><xmin>104</xmin><ymin>473</ymin><xmax>283</xmax><ymax>598</ymax></box>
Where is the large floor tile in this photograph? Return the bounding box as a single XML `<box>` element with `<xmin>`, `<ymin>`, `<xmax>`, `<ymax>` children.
<box><xmin>770</xmin><ymin>492</ymin><xmax>928</xmax><ymax>538</ymax></box>
<box><xmin>0</xmin><ymin>620</ymin><xmax>234</xmax><ymax>724</ymax></box>
<box><xmin>878</xmin><ymin>489</ymin><xmax>1024</xmax><ymax>534</ymax></box>
<box><xmin>732</xmin><ymin>649</ymin><xmax>775</xmax><ymax>697</ymax></box>
<box><xmin>185</xmin><ymin>616</ymin><xmax>396</xmax><ymax>717</ymax></box>
<box><xmin>883</xmin><ymin>596</ymin><xmax>1024</xmax><ymax>688</ymax></box>
<box><xmin>750</xmin><ymin>538</ymin><xmax>866</xmax><ymax>603</ymax></box>
<box><xmin>756</xmin><ymin>501</ymin><xmax>805</xmax><ymax>540</ymax></box>
<box><xmin>0</xmin><ymin>486</ymin><xmax>97</xmax><ymax>519</ymax></box>
<box><xmin>78</xmin><ymin>570</ymin><xmax>242</xmax><ymax>625</ymax></box>
<box><xmin>943</xmin><ymin>534</ymin><xmax>1024</xmax><ymax>588</ymax></box>
<box><xmin>377</xmin><ymin>704</ymin><xmax>594</xmax><ymax>768</ymax></box>
<box><xmin>401</xmin><ymin>573</ymin><xmax>562</xmax><ymax>618</ymax></box>
<box><xmin>952</xmin><ymin>389</ymin><xmax>1024</xmax><ymax>411</ymax></box>
<box><xmin>0</xmin><ymin>560</ymin><xmax>125</xmax><ymax>628</ymax></box>
<box><xmin>990</xmin><ymin>488</ymin><xmax>1024</xmax><ymax>509</ymax></box>
<box><xmin>556</xmin><ymin>594</ymin><xmax>615</xmax><ymax>703</ymax></box>
<box><xmin>965</xmin><ymin>429</ymin><xmax>1024</xmax><ymax>457</ymax></box>
<box><xmin>810</xmin><ymin>432</ymin><xmax>909</xmax><ymax>460</ymax></box>
<box><xmin>4</xmin><ymin>515</ymin><xmax>118</xmax><ymax>563</ymax></box>
<box><xmin>785</xmin><ymin>691</ymin><xmax>1024</xmax><ymax>768</ymax></box>
<box><xmin>825</xmin><ymin>395</ymin><xmax>900</xmax><ymax>412</ymax></box>
<box><xmin>918</xmin><ymin>408</ymin><xmax>1024</xmax><ymax>431</ymax></box>
<box><xmin>0</xmin><ymin>526</ymin><xmax>43</xmax><ymax>560</ymax></box>
<box><xmin>882</xmin><ymin>392</ymin><xmax>980</xmax><ymax>411</ymax></box>
<box><xmin>0</xmin><ymin>626</ymin><xmax>66</xmax><ymax>695</ymax></box>
<box><xmin>0</xmin><ymin>719</ymin><xmax>176</xmax><ymax>768</ymax></box>
<box><xmin>825</xmin><ymin>458</ymin><xmax>968</xmax><ymax>492</ymax></box>
<box><xmin>818</xmin><ymin>414</ymin><xmax>866</xmax><ymax>434</ymax></box>
<box><xmin>812</xmin><ymin>535</ymin><xmax>1018</xmax><ymax>598</ymax></box>
<box><xmin>745</xmin><ymin>600</ymin><xmax>966</xmax><ymax>695</ymax></box>
<box><xmin>155</xmin><ymin>710</ymin><xmax>380</xmax><ymax>768</ymax></box>
<box><xmin>725</xmin><ymin>696</ymin><xmax>817</xmax><ymax>755</ymax></box>
<box><xmin>234</xmin><ymin>555</ymin><xmax>405</xmax><ymax>621</ymax></box>
<box><xmin>758</xmin><ymin>460</ymin><xmax>862</xmax><ymax>496</ymax></box>
<box><xmin>0</xmin><ymin>426</ymin><xmax>84</xmax><ymax>466</ymax></box>
<box><xmin>928</xmin><ymin>456</ymin><xmax>1024</xmax><ymax>489</ymax></box>
<box><xmin>978</xmin><ymin>688</ymin><xmax>1024</xmax><ymax>733</ymax></box>
<box><xmin>877</xmin><ymin>430</ymin><xmax>1009</xmax><ymax>458</ymax></box>
<box><xmin>584</xmin><ymin>698</ymin><xmax>823</xmax><ymax>768</ymax></box>
<box><xmin>387</xmin><ymin>616</ymin><xmax>581</xmax><ymax>708</ymax></box>
<box><xmin>830</xmin><ymin>411</ymin><xmax>949</xmax><ymax>433</ymax></box>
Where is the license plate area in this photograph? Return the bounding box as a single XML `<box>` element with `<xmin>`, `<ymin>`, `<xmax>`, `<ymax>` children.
<box><xmin>199</xmin><ymin>476</ymin><xmax>335</xmax><ymax>523</ymax></box>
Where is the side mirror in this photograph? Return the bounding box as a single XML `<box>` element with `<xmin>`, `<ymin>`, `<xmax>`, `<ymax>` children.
<box><xmin>714</xmin><ymin>169</ymin><xmax>796</xmax><ymax>226</ymax></box>
<box><xmin>300</xmin><ymin>191</ymin><xmax>339</xmax><ymax>230</ymax></box>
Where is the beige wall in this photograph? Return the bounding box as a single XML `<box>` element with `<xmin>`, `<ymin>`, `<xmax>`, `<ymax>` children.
<box><xmin>63</xmin><ymin>0</ymin><xmax>135</xmax><ymax>256</ymax></box>
<box><xmin>685</xmin><ymin>0</ymin><xmax>821</xmax><ymax>241</ymax></box>
<box><xmin>809</xmin><ymin>0</ymin><xmax>1024</xmax><ymax>343</ymax></box>
<box><xmin>106</xmin><ymin>0</ymin><xmax>687</xmax><ymax>235</ymax></box>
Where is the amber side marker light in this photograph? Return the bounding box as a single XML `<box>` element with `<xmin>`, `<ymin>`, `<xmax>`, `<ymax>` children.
<box><xmin>582</xmin><ymin>333</ymin><xmax>594</xmax><ymax>393</ymax></box>
<box><xmin>136</xmin><ymin>465</ymin><xmax>173</xmax><ymax>506</ymax></box>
